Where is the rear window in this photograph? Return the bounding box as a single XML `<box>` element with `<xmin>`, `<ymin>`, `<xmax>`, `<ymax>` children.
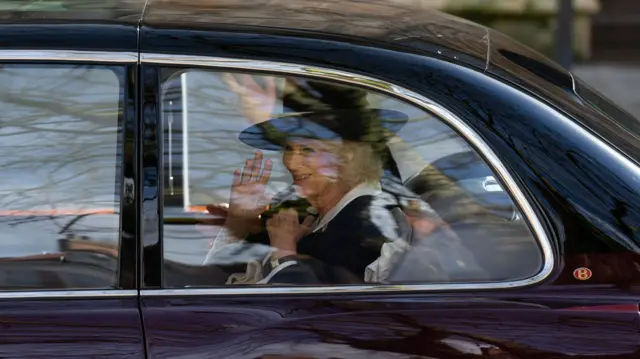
<box><xmin>573</xmin><ymin>78</ymin><xmax>640</xmax><ymax>140</ymax></box>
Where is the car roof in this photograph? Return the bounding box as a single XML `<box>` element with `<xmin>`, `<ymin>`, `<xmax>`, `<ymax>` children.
<box><xmin>0</xmin><ymin>0</ymin><xmax>491</xmax><ymax>69</ymax></box>
<box><xmin>0</xmin><ymin>0</ymin><xmax>143</xmax><ymax>24</ymax></box>
<box><xmin>142</xmin><ymin>0</ymin><xmax>489</xmax><ymax>68</ymax></box>
<box><xmin>0</xmin><ymin>0</ymin><xmax>569</xmax><ymax>85</ymax></box>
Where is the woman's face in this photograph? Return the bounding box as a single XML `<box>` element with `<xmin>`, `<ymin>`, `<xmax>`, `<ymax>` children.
<box><xmin>282</xmin><ymin>139</ymin><xmax>342</xmax><ymax>199</ymax></box>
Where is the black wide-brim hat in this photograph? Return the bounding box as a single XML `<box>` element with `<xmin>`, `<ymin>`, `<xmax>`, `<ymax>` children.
<box><xmin>238</xmin><ymin>108</ymin><xmax>409</xmax><ymax>151</ymax></box>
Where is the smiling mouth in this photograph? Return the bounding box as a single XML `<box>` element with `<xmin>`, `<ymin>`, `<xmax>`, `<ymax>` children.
<box><xmin>293</xmin><ymin>174</ymin><xmax>312</xmax><ymax>181</ymax></box>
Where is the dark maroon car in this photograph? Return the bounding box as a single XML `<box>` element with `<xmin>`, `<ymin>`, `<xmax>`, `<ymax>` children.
<box><xmin>1</xmin><ymin>1</ymin><xmax>640</xmax><ymax>358</ymax></box>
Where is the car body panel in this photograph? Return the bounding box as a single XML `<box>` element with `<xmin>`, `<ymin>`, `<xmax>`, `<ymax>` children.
<box><xmin>0</xmin><ymin>0</ymin><xmax>141</xmax><ymax>52</ymax></box>
<box><xmin>139</xmin><ymin>25</ymin><xmax>640</xmax><ymax>359</ymax></box>
<box><xmin>0</xmin><ymin>0</ymin><xmax>144</xmax><ymax>24</ymax></box>
<box><xmin>0</xmin><ymin>296</ymin><xmax>144</xmax><ymax>358</ymax></box>
<box><xmin>1</xmin><ymin>1</ymin><xmax>640</xmax><ymax>358</ymax></box>
<box><xmin>486</xmin><ymin>29</ymin><xmax>640</xmax><ymax>165</ymax></box>
<box><xmin>142</xmin><ymin>291</ymin><xmax>640</xmax><ymax>358</ymax></box>
<box><xmin>140</xmin><ymin>0</ymin><xmax>489</xmax><ymax>71</ymax></box>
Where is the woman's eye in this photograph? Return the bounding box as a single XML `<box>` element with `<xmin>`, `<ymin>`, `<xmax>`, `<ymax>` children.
<box><xmin>302</xmin><ymin>147</ymin><xmax>315</xmax><ymax>153</ymax></box>
<box><xmin>284</xmin><ymin>145</ymin><xmax>293</xmax><ymax>151</ymax></box>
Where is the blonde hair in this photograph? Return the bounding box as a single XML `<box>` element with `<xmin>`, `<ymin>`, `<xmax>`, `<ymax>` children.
<box><xmin>332</xmin><ymin>141</ymin><xmax>383</xmax><ymax>188</ymax></box>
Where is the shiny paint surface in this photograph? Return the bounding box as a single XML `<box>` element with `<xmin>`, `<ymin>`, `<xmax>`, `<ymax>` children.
<box><xmin>0</xmin><ymin>297</ymin><xmax>144</xmax><ymax>358</ymax></box>
<box><xmin>140</xmin><ymin>64</ymin><xmax>163</xmax><ymax>289</ymax></box>
<box><xmin>139</xmin><ymin>33</ymin><xmax>640</xmax><ymax>359</ymax></box>
<box><xmin>1</xmin><ymin>0</ymin><xmax>640</xmax><ymax>358</ymax></box>
<box><xmin>0</xmin><ymin>24</ymin><xmax>137</xmax><ymax>52</ymax></box>
<box><xmin>486</xmin><ymin>30</ymin><xmax>640</xmax><ymax>164</ymax></box>
<box><xmin>0</xmin><ymin>0</ymin><xmax>143</xmax><ymax>24</ymax></box>
<box><xmin>0</xmin><ymin>1</ymin><xmax>141</xmax><ymax>52</ymax></box>
<box><xmin>121</xmin><ymin>60</ymin><xmax>141</xmax><ymax>290</ymax></box>
<box><xmin>142</xmin><ymin>290</ymin><xmax>640</xmax><ymax>358</ymax></box>
<box><xmin>140</xmin><ymin>0</ymin><xmax>490</xmax><ymax>71</ymax></box>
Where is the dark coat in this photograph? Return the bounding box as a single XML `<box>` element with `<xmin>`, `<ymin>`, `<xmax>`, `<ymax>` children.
<box><xmin>243</xmin><ymin>177</ymin><xmax>488</xmax><ymax>285</ymax></box>
<box><xmin>245</xmin><ymin>194</ymin><xmax>396</xmax><ymax>284</ymax></box>
<box><xmin>295</xmin><ymin>195</ymin><xmax>391</xmax><ymax>277</ymax></box>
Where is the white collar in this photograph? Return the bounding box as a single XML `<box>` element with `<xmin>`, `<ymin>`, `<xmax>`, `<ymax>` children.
<box><xmin>312</xmin><ymin>181</ymin><xmax>381</xmax><ymax>233</ymax></box>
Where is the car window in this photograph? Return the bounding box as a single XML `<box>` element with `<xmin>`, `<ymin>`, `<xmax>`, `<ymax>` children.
<box><xmin>0</xmin><ymin>64</ymin><xmax>123</xmax><ymax>291</ymax></box>
<box><xmin>159</xmin><ymin>69</ymin><xmax>544</xmax><ymax>288</ymax></box>
<box><xmin>573</xmin><ymin>77</ymin><xmax>640</xmax><ymax>135</ymax></box>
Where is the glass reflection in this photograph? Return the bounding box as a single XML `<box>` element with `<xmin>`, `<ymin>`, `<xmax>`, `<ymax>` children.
<box><xmin>161</xmin><ymin>70</ymin><xmax>541</xmax><ymax>288</ymax></box>
<box><xmin>0</xmin><ymin>65</ymin><xmax>123</xmax><ymax>291</ymax></box>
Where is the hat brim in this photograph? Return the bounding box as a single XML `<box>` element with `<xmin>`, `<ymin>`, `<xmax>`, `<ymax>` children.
<box><xmin>238</xmin><ymin>109</ymin><xmax>408</xmax><ymax>151</ymax></box>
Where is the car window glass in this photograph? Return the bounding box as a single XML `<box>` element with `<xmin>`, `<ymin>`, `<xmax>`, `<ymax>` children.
<box><xmin>160</xmin><ymin>69</ymin><xmax>543</xmax><ymax>288</ymax></box>
<box><xmin>573</xmin><ymin>77</ymin><xmax>640</xmax><ymax>134</ymax></box>
<box><xmin>0</xmin><ymin>64</ymin><xmax>123</xmax><ymax>291</ymax></box>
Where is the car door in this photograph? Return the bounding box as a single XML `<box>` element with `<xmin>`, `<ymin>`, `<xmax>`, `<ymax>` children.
<box><xmin>0</xmin><ymin>50</ymin><xmax>145</xmax><ymax>358</ymax></box>
<box><xmin>137</xmin><ymin>31</ymin><xmax>640</xmax><ymax>358</ymax></box>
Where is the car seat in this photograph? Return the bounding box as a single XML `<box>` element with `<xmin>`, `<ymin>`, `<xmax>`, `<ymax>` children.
<box><xmin>402</xmin><ymin>152</ymin><xmax>543</xmax><ymax>281</ymax></box>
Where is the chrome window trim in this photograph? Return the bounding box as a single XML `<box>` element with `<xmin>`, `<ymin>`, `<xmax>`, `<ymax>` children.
<box><xmin>0</xmin><ymin>50</ymin><xmax>137</xmax><ymax>63</ymax></box>
<box><xmin>0</xmin><ymin>290</ymin><xmax>138</xmax><ymax>300</ymax></box>
<box><xmin>141</xmin><ymin>53</ymin><xmax>554</xmax><ymax>296</ymax></box>
<box><xmin>0</xmin><ymin>49</ymin><xmax>135</xmax><ymax>300</ymax></box>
